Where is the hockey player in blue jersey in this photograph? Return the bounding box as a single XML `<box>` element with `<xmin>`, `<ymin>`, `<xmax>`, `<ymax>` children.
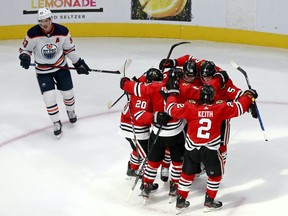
<box><xmin>19</xmin><ymin>8</ymin><xmax>90</xmax><ymax>138</ymax></box>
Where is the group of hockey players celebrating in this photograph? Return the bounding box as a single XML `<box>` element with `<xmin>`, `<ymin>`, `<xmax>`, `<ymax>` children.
<box><xmin>119</xmin><ymin>53</ymin><xmax>258</xmax><ymax>214</ymax></box>
<box><xmin>18</xmin><ymin>7</ymin><xmax>259</xmax><ymax>215</ymax></box>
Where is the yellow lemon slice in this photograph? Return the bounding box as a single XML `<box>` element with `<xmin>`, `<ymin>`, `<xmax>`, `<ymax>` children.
<box><xmin>143</xmin><ymin>0</ymin><xmax>184</xmax><ymax>18</ymax></box>
<box><xmin>139</xmin><ymin>0</ymin><xmax>150</xmax><ymax>7</ymax></box>
<box><xmin>172</xmin><ymin>0</ymin><xmax>187</xmax><ymax>16</ymax></box>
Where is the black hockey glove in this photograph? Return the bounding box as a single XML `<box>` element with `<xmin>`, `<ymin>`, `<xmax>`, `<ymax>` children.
<box><xmin>244</xmin><ymin>89</ymin><xmax>258</xmax><ymax>99</ymax></box>
<box><xmin>249</xmin><ymin>102</ymin><xmax>258</xmax><ymax>119</ymax></box>
<box><xmin>153</xmin><ymin>111</ymin><xmax>171</xmax><ymax>126</ymax></box>
<box><xmin>120</xmin><ymin>77</ymin><xmax>130</xmax><ymax>89</ymax></box>
<box><xmin>166</xmin><ymin>78</ymin><xmax>180</xmax><ymax>95</ymax></box>
<box><xmin>73</xmin><ymin>58</ymin><xmax>91</xmax><ymax>75</ymax></box>
<box><xmin>213</xmin><ymin>70</ymin><xmax>229</xmax><ymax>84</ymax></box>
<box><xmin>159</xmin><ymin>59</ymin><xmax>176</xmax><ymax>70</ymax></box>
<box><xmin>19</xmin><ymin>53</ymin><xmax>31</xmax><ymax>69</ymax></box>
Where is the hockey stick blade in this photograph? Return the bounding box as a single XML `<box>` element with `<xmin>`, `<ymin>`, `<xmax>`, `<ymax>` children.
<box><xmin>126</xmin><ymin>189</ymin><xmax>134</xmax><ymax>202</ymax></box>
<box><xmin>107</xmin><ymin>92</ymin><xmax>125</xmax><ymax>110</ymax></box>
<box><xmin>161</xmin><ymin>41</ymin><xmax>190</xmax><ymax>72</ymax></box>
<box><xmin>30</xmin><ymin>63</ymin><xmax>120</xmax><ymax>74</ymax></box>
<box><xmin>107</xmin><ymin>59</ymin><xmax>132</xmax><ymax>110</ymax></box>
<box><xmin>230</xmin><ymin>61</ymin><xmax>251</xmax><ymax>87</ymax></box>
<box><xmin>119</xmin><ymin>59</ymin><xmax>132</xmax><ymax>76</ymax></box>
<box><xmin>230</xmin><ymin>60</ymin><xmax>268</xmax><ymax>141</ymax></box>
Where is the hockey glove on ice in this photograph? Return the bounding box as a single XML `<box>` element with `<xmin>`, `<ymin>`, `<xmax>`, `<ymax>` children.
<box><xmin>19</xmin><ymin>53</ymin><xmax>31</xmax><ymax>69</ymax></box>
<box><xmin>153</xmin><ymin>111</ymin><xmax>171</xmax><ymax>126</ymax></box>
<box><xmin>73</xmin><ymin>58</ymin><xmax>90</xmax><ymax>75</ymax></box>
<box><xmin>159</xmin><ymin>59</ymin><xmax>176</xmax><ymax>70</ymax></box>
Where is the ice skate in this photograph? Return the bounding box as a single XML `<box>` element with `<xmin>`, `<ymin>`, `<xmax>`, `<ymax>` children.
<box><xmin>140</xmin><ymin>182</ymin><xmax>159</xmax><ymax>193</ymax></box>
<box><xmin>168</xmin><ymin>181</ymin><xmax>177</xmax><ymax>203</ymax></box>
<box><xmin>67</xmin><ymin>110</ymin><xmax>77</xmax><ymax>124</ymax></box>
<box><xmin>140</xmin><ymin>183</ymin><xmax>159</xmax><ymax>205</ymax></box>
<box><xmin>53</xmin><ymin>120</ymin><xmax>62</xmax><ymax>139</ymax></box>
<box><xmin>176</xmin><ymin>195</ymin><xmax>190</xmax><ymax>215</ymax></box>
<box><xmin>203</xmin><ymin>193</ymin><xmax>222</xmax><ymax>212</ymax></box>
<box><xmin>160</xmin><ymin>166</ymin><xmax>169</xmax><ymax>182</ymax></box>
<box><xmin>126</xmin><ymin>161</ymin><xmax>137</xmax><ymax>179</ymax></box>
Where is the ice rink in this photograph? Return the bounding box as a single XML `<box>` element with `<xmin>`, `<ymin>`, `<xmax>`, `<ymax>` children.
<box><xmin>0</xmin><ymin>37</ymin><xmax>288</xmax><ymax>216</ymax></box>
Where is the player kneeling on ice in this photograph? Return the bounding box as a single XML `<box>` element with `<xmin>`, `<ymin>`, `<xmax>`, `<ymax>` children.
<box><xmin>164</xmin><ymin>78</ymin><xmax>258</xmax><ymax>214</ymax></box>
<box><xmin>19</xmin><ymin>8</ymin><xmax>90</xmax><ymax>138</ymax></box>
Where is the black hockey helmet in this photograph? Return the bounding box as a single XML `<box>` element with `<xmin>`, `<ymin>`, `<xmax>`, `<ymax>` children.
<box><xmin>146</xmin><ymin>68</ymin><xmax>163</xmax><ymax>82</ymax></box>
<box><xmin>168</xmin><ymin>67</ymin><xmax>183</xmax><ymax>80</ymax></box>
<box><xmin>200</xmin><ymin>84</ymin><xmax>215</xmax><ymax>104</ymax></box>
<box><xmin>183</xmin><ymin>60</ymin><xmax>197</xmax><ymax>77</ymax></box>
<box><xmin>200</xmin><ymin>61</ymin><xmax>216</xmax><ymax>78</ymax></box>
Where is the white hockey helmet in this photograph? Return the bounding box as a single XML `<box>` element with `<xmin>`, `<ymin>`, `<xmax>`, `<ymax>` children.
<box><xmin>37</xmin><ymin>8</ymin><xmax>52</xmax><ymax>21</ymax></box>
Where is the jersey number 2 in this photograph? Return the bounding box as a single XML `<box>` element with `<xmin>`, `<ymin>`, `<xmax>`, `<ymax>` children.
<box><xmin>197</xmin><ymin>118</ymin><xmax>211</xmax><ymax>139</ymax></box>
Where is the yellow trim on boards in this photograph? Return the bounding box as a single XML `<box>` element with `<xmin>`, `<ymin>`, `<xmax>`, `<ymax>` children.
<box><xmin>1</xmin><ymin>23</ymin><xmax>288</xmax><ymax>49</ymax></box>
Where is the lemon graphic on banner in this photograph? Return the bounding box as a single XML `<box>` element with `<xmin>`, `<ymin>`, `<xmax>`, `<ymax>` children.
<box><xmin>139</xmin><ymin>0</ymin><xmax>150</xmax><ymax>7</ymax></box>
<box><xmin>173</xmin><ymin>0</ymin><xmax>187</xmax><ymax>16</ymax></box>
<box><xmin>141</xmin><ymin>0</ymin><xmax>187</xmax><ymax>18</ymax></box>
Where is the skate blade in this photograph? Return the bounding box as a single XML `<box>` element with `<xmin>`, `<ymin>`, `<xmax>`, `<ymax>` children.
<box><xmin>125</xmin><ymin>176</ymin><xmax>136</xmax><ymax>180</ymax></box>
<box><xmin>142</xmin><ymin>197</ymin><xmax>148</xmax><ymax>205</ymax></box>
<box><xmin>176</xmin><ymin>206</ymin><xmax>189</xmax><ymax>215</ymax></box>
<box><xmin>169</xmin><ymin>195</ymin><xmax>176</xmax><ymax>204</ymax></box>
<box><xmin>203</xmin><ymin>206</ymin><xmax>222</xmax><ymax>213</ymax></box>
<box><xmin>55</xmin><ymin>132</ymin><xmax>62</xmax><ymax>139</ymax></box>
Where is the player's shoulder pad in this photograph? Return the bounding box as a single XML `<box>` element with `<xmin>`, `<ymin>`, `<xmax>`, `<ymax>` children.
<box><xmin>215</xmin><ymin>100</ymin><xmax>224</xmax><ymax>104</ymax></box>
<box><xmin>27</xmin><ymin>25</ymin><xmax>44</xmax><ymax>38</ymax></box>
<box><xmin>188</xmin><ymin>100</ymin><xmax>197</xmax><ymax>104</ymax></box>
<box><xmin>53</xmin><ymin>23</ymin><xmax>69</xmax><ymax>36</ymax></box>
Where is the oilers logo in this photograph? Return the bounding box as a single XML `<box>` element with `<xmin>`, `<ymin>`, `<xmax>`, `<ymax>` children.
<box><xmin>41</xmin><ymin>44</ymin><xmax>57</xmax><ymax>59</ymax></box>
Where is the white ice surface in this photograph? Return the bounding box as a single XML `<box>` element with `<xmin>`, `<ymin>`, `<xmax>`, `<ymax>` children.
<box><xmin>0</xmin><ymin>37</ymin><xmax>288</xmax><ymax>216</ymax></box>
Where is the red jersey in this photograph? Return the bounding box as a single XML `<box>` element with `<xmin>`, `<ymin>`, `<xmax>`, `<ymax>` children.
<box><xmin>119</xmin><ymin>94</ymin><xmax>153</xmax><ymax>140</ymax></box>
<box><xmin>178</xmin><ymin>77</ymin><xmax>202</xmax><ymax>103</ymax></box>
<box><xmin>122</xmin><ymin>79</ymin><xmax>186</xmax><ymax>137</ymax></box>
<box><xmin>166</xmin><ymin>95</ymin><xmax>252</xmax><ymax>150</ymax></box>
<box><xmin>214</xmin><ymin>78</ymin><xmax>242</xmax><ymax>101</ymax></box>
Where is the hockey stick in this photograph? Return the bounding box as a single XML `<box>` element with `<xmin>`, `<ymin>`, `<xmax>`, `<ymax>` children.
<box><xmin>30</xmin><ymin>63</ymin><xmax>121</xmax><ymax>74</ymax></box>
<box><xmin>125</xmin><ymin>93</ymin><xmax>147</xmax><ymax>160</ymax></box>
<box><xmin>107</xmin><ymin>59</ymin><xmax>133</xmax><ymax>110</ymax></box>
<box><xmin>123</xmin><ymin>59</ymin><xmax>147</xmax><ymax>159</ymax></box>
<box><xmin>126</xmin><ymin>157</ymin><xmax>147</xmax><ymax>202</ymax></box>
<box><xmin>230</xmin><ymin>61</ymin><xmax>268</xmax><ymax>141</ymax></box>
<box><xmin>109</xmin><ymin>41</ymin><xmax>189</xmax><ymax>108</ymax></box>
<box><xmin>126</xmin><ymin>124</ymin><xmax>163</xmax><ymax>202</ymax></box>
<box><xmin>108</xmin><ymin>93</ymin><xmax>125</xmax><ymax>110</ymax></box>
<box><xmin>161</xmin><ymin>41</ymin><xmax>191</xmax><ymax>72</ymax></box>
